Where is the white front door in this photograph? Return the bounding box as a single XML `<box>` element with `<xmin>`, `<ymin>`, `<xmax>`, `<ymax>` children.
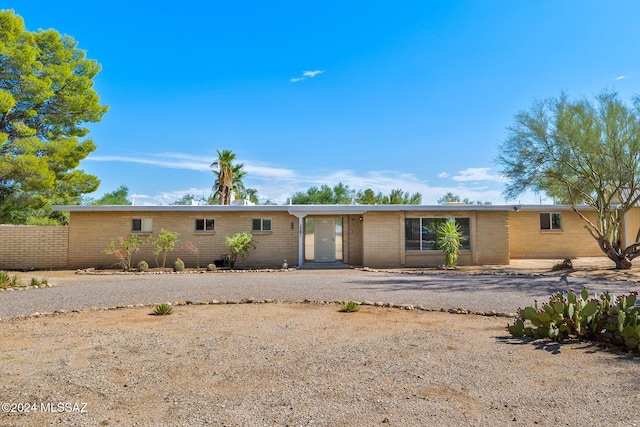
<box><xmin>315</xmin><ymin>218</ymin><xmax>336</xmax><ymax>262</ymax></box>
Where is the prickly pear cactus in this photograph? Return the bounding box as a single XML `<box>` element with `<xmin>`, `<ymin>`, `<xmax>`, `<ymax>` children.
<box><xmin>508</xmin><ymin>289</ymin><xmax>640</xmax><ymax>352</ymax></box>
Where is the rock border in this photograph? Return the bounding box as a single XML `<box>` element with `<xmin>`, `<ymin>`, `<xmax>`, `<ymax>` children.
<box><xmin>0</xmin><ymin>297</ymin><xmax>515</xmax><ymax>323</ymax></box>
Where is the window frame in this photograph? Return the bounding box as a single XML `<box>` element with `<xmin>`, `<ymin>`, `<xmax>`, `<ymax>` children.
<box><xmin>405</xmin><ymin>217</ymin><xmax>471</xmax><ymax>251</ymax></box>
<box><xmin>252</xmin><ymin>218</ymin><xmax>272</xmax><ymax>232</ymax></box>
<box><xmin>194</xmin><ymin>218</ymin><xmax>215</xmax><ymax>233</ymax></box>
<box><xmin>540</xmin><ymin>212</ymin><xmax>562</xmax><ymax>231</ymax></box>
<box><xmin>131</xmin><ymin>218</ymin><xmax>153</xmax><ymax>233</ymax></box>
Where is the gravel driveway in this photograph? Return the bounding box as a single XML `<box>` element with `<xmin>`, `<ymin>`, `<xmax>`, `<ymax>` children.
<box><xmin>1</xmin><ymin>268</ymin><xmax>638</xmax><ymax>318</ymax></box>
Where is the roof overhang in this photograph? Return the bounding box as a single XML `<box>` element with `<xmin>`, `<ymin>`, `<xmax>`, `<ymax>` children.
<box><xmin>52</xmin><ymin>203</ymin><xmax>594</xmax><ymax>214</ymax></box>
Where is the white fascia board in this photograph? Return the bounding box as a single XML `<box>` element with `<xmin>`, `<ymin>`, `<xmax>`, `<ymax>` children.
<box><xmin>52</xmin><ymin>203</ymin><xmax>588</xmax><ymax>214</ymax></box>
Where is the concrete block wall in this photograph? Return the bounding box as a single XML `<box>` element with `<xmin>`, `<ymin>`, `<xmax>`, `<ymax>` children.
<box><xmin>474</xmin><ymin>211</ymin><xmax>510</xmax><ymax>265</ymax></box>
<box><xmin>0</xmin><ymin>225</ymin><xmax>68</xmax><ymax>270</ymax></box>
<box><xmin>508</xmin><ymin>210</ymin><xmax>602</xmax><ymax>259</ymax></box>
<box><xmin>362</xmin><ymin>211</ymin><xmax>403</xmax><ymax>268</ymax></box>
<box><xmin>622</xmin><ymin>206</ymin><xmax>640</xmax><ymax>248</ymax></box>
<box><xmin>400</xmin><ymin>209</ymin><xmax>509</xmax><ymax>267</ymax></box>
<box><xmin>68</xmin><ymin>211</ymin><xmax>298</xmax><ymax>269</ymax></box>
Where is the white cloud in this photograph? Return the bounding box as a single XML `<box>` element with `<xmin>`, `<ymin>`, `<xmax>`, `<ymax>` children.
<box><xmin>290</xmin><ymin>70</ymin><xmax>324</xmax><ymax>82</ymax></box>
<box><xmin>87</xmin><ymin>153</ymin><xmax>211</xmax><ymax>172</ymax></box>
<box><xmin>616</xmin><ymin>75</ymin><xmax>627</xmax><ymax>80</ymax></box>
<box><xmin>87</xmin><ymin>152</ymin><xmax>525</xmax><ymax>205</ymax></box>
<box><xmin>451</xmin><ymin>167</ymin><xmax>503</xmax><ymax>182</ymax></box>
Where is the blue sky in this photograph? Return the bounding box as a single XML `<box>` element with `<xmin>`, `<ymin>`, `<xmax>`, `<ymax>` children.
<box><xmin>9</xmin><ymin>1</ymin><xmax>640</xmax><ymax>205</ymax></box>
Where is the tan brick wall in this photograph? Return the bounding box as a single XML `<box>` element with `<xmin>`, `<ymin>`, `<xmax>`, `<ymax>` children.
<box><xmin>68</xmin><ymin>211</ymin><xmax>298</xmax><ymax>269</ymax></box>
<box><xmin>0</xmin><ymin>225</ymin><xmax>68</xmax><ymax>270</ymax></box>
<box><xmin>362</xmin><ymin>211</ymin><xmax>403</xmax><ymax>267</ymax></box>
<box><xmin>623</xmin><ymin>207</ymin><xmax>640</xmax><ymax>248</ymax></box>
<box><xmin>399</xmin><ymin>210</ymin><xmax>509</xmax><ymax>267</ymax></box>
<box><xmin>474</xmin><ymin>211</ymin><xmax>510</xmax><ymax>265</ymax></box>
<box><xmin>509</xmin><ymin>210</ymin><xmax>602</xmax><ymax>259</ymax></box>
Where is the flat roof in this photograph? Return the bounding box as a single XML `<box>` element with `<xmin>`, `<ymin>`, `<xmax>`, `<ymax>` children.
<box><xmin>53</xmin><ymin>203</ymin><xmax>589</xmax><ymax>214</ymax></box>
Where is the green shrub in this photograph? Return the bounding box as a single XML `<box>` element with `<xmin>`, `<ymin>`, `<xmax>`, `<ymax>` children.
<box><xmin>174</xmin><ymin>258</ymin><xmax>185</xmax><ymax>272</ymax></box>
<box><xmin>102</xmin><ymin>234</ymin><xmax>144</xmax><ymax>271</ymax></box>
<box><xmin>225</xmin><ymin>232</ymin><xmax>255</xmax><ymax>268</ymax></box>
<box><xmin>152</xmin><ymin>229</ymin><xmax>179</xmax><ymax>270</ymax></box>
<box><xmin>207</xmin><ymin>263</ymin><xmax>217</xmax><ymax>271</ymax></box>
<box><xmin>341</xmin><ymin>301</ymin><xmax>361</xmax><ymax>312</ymax></box>
<box><xmin>551</xmin><ymin>258</ymin><xmax>573</xmax><ymax>271</ymax></box>
<box><xmin>153</xmin><ymin>303</ymin><xmax>173</xmax><ymax>316</ymax></box>
<box><xmin>137</xmin><ymin>260</ymin><xmax>149</xmax><ymax>272</ymax></box>
<box><xmin>508</xmin><ymin>288</ymin><xmax>640</xmax><ymax>351</ymax></box>
<box><xmin>0</xmin><ymin>271</ymin><xmax>23</xmax><ymax>288</ymax></box>
<box><xmin>437</xmin><ymin>218</ymin><xmax>465</xmax><ymax>268</ymax></box>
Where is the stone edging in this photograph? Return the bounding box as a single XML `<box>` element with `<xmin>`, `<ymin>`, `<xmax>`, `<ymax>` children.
<box><xmin>0</xmin><ymin>283</ymin><xmax>56</xmax><ymax>292</ymax></box>
<box><xmin>0</xmin><ymin>297</ymin><xmax>516</xmax><ymax>323</ymax></box>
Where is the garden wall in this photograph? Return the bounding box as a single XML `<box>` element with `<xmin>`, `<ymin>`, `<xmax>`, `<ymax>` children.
<box><xmin>0</xmin><ymin>225</ymin><xmax>69</xmax><ymax>270</ymax></box>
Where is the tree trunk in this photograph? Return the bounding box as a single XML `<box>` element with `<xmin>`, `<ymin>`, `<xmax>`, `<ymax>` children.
<box><xmin>613</xmin><ymin>256</ymin><xmax>633</xmax><ymax>270</ymax></box>
<box><xmin>597</xmin><ymin>237</ymin><xmax>633</xmax><ymax>269</ymax></box>
<box><xmin>602</xmin><ymin>245</ymin><xmax>632</xmax><ymax>269</ymax></box>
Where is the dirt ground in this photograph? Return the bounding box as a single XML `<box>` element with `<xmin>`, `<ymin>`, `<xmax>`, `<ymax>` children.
<box><xmin>2</xmin><ymin>303</ymin><xmax>639</xmax><ymax>426</ymax></box>
<box><xmin>2</xmin><ymin>257</ymin><xmax>640</xmax><ymax>426</ymax></box>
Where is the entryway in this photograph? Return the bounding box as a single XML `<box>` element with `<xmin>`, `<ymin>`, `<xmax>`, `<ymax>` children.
<box><xmin>304</xmin><ymin>217</ymin><xmax>344</xmax><ymax>263</ymax></box>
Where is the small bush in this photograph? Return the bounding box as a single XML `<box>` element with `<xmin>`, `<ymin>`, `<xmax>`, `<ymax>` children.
<box><xmin>437</xmin><ymin>218</ymin><xmax>466</xmax><ymax>268</ymax></box>
<box><xmin>103</xmin><ymin>234</ymin><xmax>144</xmax><ymax>271</ymax></box>
<box><xmin>225</xmin><ymin>232</ymin><xmax>255</xmax><ymax>268</ymax></box>
<box><xmin>207</xmin><ymin>263</ymin><xmax>217</xmax><ymax>271</ymax></box>
<box><xmin>153</xmin><ymin>303</ymin><xmax>173</xmax><ymax>316</ymax></box>
<box><xmin>341</xmin><ymin>301</ymin><xmax>361</xmax><ymax>312</ymax></box>
<box><xmin>0</xmin><ymin>271</ymin><xmax>23</xmax><ymax>288</ymax></box>
<box><xmin>152</xmin><ymin>229</ymin><xmax>180</xmax><ymax>270</ymax></box>
<box><xmin>174</xmin><ymin>258</ymin><xmax>185</xmax><ymax>272</ymax></box>
<box><xmin>137</xmin><ymin>260</ymin><xmax>149</xmax><ymax>272</ymax></box>
<box><xmin>551</xmin><ymin>258</ymin><xmax>573</xmax><ymax>271</ymax></box>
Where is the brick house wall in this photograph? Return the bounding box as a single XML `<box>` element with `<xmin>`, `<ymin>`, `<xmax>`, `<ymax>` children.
<box><xmin>400</xmin><ymin>209</ymin><xmax>510</xmax><ymax>267</ymax></box>
<box><xmin>67</xmin><ymin>210</ymin><xmax>298</xmax><ymax>269</ymax></box>
<box><xmin>0</xmin><ymin>225</ymin><xmax>68</xmax><ymax>270</ymax></box>
<box><xmin>508</xmin><ymin>209</ymin><xmax>602</xmax><ymax>259</ymax></box>
<box><xmin>473</xmin><ymin>210</ymin><xmax>510</xmax><ymax>265</ymax></box>
<box><xmin>362</xmin><ymin>211</ymin><xmax>403</xmax><ymax>267</ymax></box>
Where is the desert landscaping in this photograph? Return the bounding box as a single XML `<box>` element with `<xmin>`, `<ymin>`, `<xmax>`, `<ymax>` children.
<box><xmin>1</xmin><ymin>260</ymin><xmax>640</xmax><ymax>426</ymax></box>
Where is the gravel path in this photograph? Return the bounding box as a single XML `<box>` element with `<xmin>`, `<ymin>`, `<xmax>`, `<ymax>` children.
<box><xmin>3</xmin><ymin>268</ymin><xmax>640</xmax><ymax>426</ymax></box>
<box><xmin>1</xmin><ymin>269</ymin><xmax>638</xmax><ymax>318</ymax></box>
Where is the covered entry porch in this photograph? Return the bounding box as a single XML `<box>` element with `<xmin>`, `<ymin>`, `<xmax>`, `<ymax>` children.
<box><xmin>287</xmin><ymin>207</ymin><xmax>364</xmax><ymax>268</ymax></box>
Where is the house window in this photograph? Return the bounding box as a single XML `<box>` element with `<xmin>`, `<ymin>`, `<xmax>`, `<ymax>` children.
<box><xmin>252</xmin><ymin>218</ymin><xmax>272</xmax><ymax>232</ymax></box>
<box><xmin>405</xmin><ymin>217</ymin><xmax>471</xmax><ymax>251</ymax></box>
<box><xmin>132</xmin><ymin>218</ymin><xmax>153</xmax><ymax>233</ymax></box>
<box><xmin>195</xmin><ymin>218</ymin><xmax>215</xmax><ymax>232</ymax></box>
<box><xmin>540</xmin><ymin>213</ymin><xmax>562</xmax><ymax>230</ymax></box>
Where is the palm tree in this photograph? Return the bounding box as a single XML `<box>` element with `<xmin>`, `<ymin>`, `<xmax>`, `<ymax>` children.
<box><xmin>210</xmin><ymin>149</ymin><xmax>246</xmax><ymax>205</ymax></box>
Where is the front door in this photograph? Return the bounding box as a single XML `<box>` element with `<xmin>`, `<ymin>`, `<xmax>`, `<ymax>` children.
<box><xmin>315</xmin><ymin>218</ymin><xmax>336</xmax><ymax>262</ymax></box>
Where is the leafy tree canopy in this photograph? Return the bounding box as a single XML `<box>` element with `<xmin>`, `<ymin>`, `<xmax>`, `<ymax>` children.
<box><xmin>289</xmin><ymin>183</ymin><xmax>421</xmax><ymax>205</ymax></box>
<box><xmin>171</xmin><ymin>193</ymin><xmax>207</xmax><ymax>206</ymax></box>
<box><xmin>437</xmin><ymin>192</ymin><xmax>491</xmax><ymax>205</ymax></box>
<box><xmin>498</xmin><ymin>90</ymin><xmax>640</xmax><ymax>269</ymax></box>
<box><xmin>0</xmin><ymin>10</ymin><xmax>108</xmax><ymax>224</ymax></box>
<box><xmin>89</xmin><ymin>185</ymin><xmax>130</xmax><ymax>205</ymax></box>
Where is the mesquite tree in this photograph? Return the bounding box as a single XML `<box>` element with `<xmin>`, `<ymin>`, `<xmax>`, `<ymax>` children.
<box><xmin>498</xmin><ymin>90</ymin><xmax>640</xmax><ymax>269</ymax></box>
